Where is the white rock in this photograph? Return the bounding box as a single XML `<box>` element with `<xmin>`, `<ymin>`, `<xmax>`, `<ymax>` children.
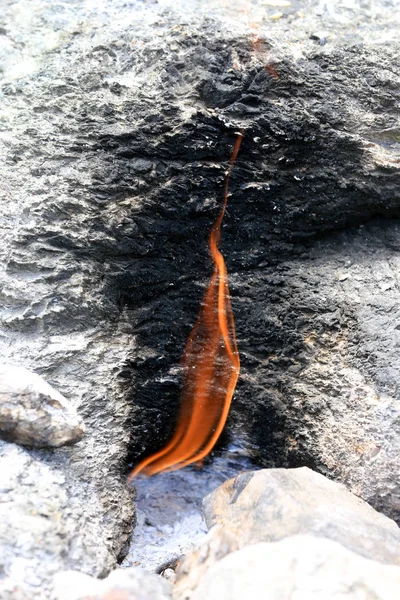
<box><xmin>0</xmin><ymin>364</ymin><xmax>85</xmax><ymax>447</ymax></box>
<box><xmin>53</xmin><ymin>567</ymin><xmax>172</xmax><ymax>600</ymax></box>
<box><xmin>189</xmin><ymin>535</ymin><xmax>400</xmax><ymax>600</ymax></box>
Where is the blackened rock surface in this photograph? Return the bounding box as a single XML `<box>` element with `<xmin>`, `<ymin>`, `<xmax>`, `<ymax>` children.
<box><xmin>231</xmin><ymin>222</ymin><xmax>400</xmax><ymax>522</ymax></box>
<box><xmin>0</xmin><ymin>364</ymin><xmax>85</xmax><ymax>447</ymax></box>
<box><xmin>0</xmin><ymin>3</ymin><xmax>399</xmax><ymax>590</ymax></box>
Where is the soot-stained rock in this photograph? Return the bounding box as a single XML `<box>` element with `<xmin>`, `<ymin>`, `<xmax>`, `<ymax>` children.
<box><xmin>187</xmin><ymin>536</ymin><xmax>400</xmax><ymax>600</ymax></box>
<box><xmin>229</xmin><ymin>223</ymin><xmax>400</xmax><ymax>522</ymax></box>
<box><xmin>1</xmin><ymin>3</ymin><xmax>399</xmax><ymax>591</ymax></box>
<box><xmin>0</xmin><ymin>364</ymin><xmax>85</xmax><ymax>447</ymax></box>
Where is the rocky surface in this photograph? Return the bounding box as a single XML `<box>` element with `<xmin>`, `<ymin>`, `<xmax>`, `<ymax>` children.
<box><xmin>0</xmin><ymin>364</ymin><xmax>85</xmax><ymax>447</ymax></box>
<box><xmin>203</xmin><ymin>468</ymin><xmax>400</xmax><ymax>564</ymax></box>
<box><xmin>0</xmin><ymin>440</ymin><xmax>134</xmax><ymax>600</ymax></box>
<box><xmin>53</xmin><ymin>567</ymin><xmax>172</xmax><ymax>600</ymax></box>
<box><xmin>123</xmin><ymin>444</ymin><xmax>254</xmax><ymax>572</ymax></box>
<box><xmin>188</xmin><ymin>535</ymin><xmax>400</xmax><ymax>600</ymax></box>
<box><xmin>175</xmin><ymin>468</ymin><xmax>400</xmax><ymax>599</ymax></box>
<box><xmin>0</xmin><ymin>0</ymin><xmax>399</xmax><ymax>595</ymax></box>
<box><xmin>175</xmin><ymin>468</ymin><xmax>400</xmax><ymax>598</ymax></box>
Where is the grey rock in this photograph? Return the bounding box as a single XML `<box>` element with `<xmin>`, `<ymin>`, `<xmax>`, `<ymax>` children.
<box><xmin>53</xmin><ymin>567</ymin><xmax>172</xmax><ymax>600</ymax></box>
<box><xmin>188</xmin><ymin>535</ymin><xmax>400</xmax><ymax>600</ymax></box>
<box><xmin>203</xmin><ymin>468</ymin><xmax>400</xmax><ymax>566</ymax></box>
<box><xmin>1</xmin><ymin>0</ymin><xmax>400</xmax><ymax>521</ymax></box>
<box><xmin>0</xmin><ymin>441</ymin><xmax>134</xmax><ymax>600</ymax></box>
<box><xmin>174</xmin><ymin>525</ymin><xmax>238</xmax><ymax>600</ymax></box>
<box><xmin>0</xmin><ymin>364</ymin><xmax>85</xmax><ymax>447</ymax></box>
<box><xmin>175</xmin><ymin>468</ymin><xmax>400</xmax><ymax>598</ymax></box>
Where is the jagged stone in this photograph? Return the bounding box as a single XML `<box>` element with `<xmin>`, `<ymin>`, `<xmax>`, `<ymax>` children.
<box><xmin>203</xmin><ymin>468</ymin><xmax>400</xmax><ymax>565</ymax></box>
<box><xmin>175</xmin><ymin>468</ymin><xmax>400</xmax><ymax>599</ymax></box>
<box><xmin>0</xmin><ymin>364</ymin><xmax>85</xmax><ymax>447</ymax></box>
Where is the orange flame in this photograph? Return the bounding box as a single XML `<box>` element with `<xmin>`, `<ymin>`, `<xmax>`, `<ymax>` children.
<box><xmin>128</xmin><ymin>134</ymin><xmax>243</xmax><ymax>480</ymax></box>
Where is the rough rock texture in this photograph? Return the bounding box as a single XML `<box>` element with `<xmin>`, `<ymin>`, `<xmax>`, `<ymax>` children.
<box><xmin>0</xmin><ymin>441</ymin><xmax>133</xmax><ymax>600</ymax></box>
<box><xmin>175</xmin><ymin>468</ymin><xmax>400</xmax><ymax>598</ymax></box>
<box><xmin>122</xmin><ymin>446</ymin><xmax>254</xmax><ymax>571</ymax></box>
<box><xmin>0</xmin><ymin>0</ymin><xmax>400</xmax><ymax>594</ymax></box>
<box><xmin>53</xmin><ymin>567</ymin><xmax>172</xmax><ymax>600</ymax></box>
<box><xmin>204</xmin><ymin>468</ymin><xmax>400</xmax><ymax>565</ymax></box>
<box><xmin>188</xmin><ymin>535</ymin><xmax>400</xmax><ymax>600</ymax></box>
<box><xmin>0</xmin><ymin>364</ymin><xmax>85</xmax><ymax>447</ymax></box>
<box><xmin>174</xmin><ymin>525</ymin><xmax>238</xmax><ymax>600</ymax></box>
<box><xmin>2</xmin><ymin>0</ymin><xmax>395</xmax><ymax>520</ymax></box>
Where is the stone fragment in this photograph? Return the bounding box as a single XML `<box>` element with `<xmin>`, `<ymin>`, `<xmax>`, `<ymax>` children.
<box><xmin>161</xmin><ymin>569</ymin><xmax>177</xmax><ymax>584</ymax></box>
<box><xmin>174</xmin><ymin>525</ymin><xmax>238</xmax><ymax>600</ymax></box>
<box><xmin>53</xmin><ymin>567</ymin><xmax>172</xmax><ymax>600</ymax></box>
<box><xmin>203</xmin><ymin>468</ymin><xmax>400</xmax><ymax>566</ymax></box>
<box><xmin>189</xmin><ymin>535</ymin><xmax>400</xmax><ymax>600</ymax></box>
<box><xmin>174</xmin><ymin>468</ymin><xmax>400</xmax><ymax>599</ymax></box>
<box><xmin>0</xmin><ymin>364</ymin><xmax>85</xmax><ymax>448</ymax></box>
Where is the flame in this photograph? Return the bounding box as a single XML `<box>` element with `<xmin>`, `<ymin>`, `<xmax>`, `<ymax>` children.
<box><xmin>128</xmin><ymin>134</ymin><xmax>243</xmax><ymax>480</ymax></box>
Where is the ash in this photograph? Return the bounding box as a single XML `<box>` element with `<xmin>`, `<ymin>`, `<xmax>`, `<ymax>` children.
<box><xmin>123</xmin><ymin>445</ymin><xmax>255</xmax><ymax>572</ymax></box>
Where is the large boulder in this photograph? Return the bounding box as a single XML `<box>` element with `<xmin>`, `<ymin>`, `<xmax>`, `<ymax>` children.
<box><xmin>0</xmin><ymin>441</ymin><xmax>133</xmax><ymax>600</ymax></box>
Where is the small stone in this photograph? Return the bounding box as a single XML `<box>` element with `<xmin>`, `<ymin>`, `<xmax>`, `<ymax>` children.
<box><xmin>161</xmin><ymin>568</ymin><xmax>177</xmax><ymax>584</ymax></box>
<box><xmin>0</xmin><ymin>364</ymin><xmax>85</xmax><ymax>448</ymax></box>
<box><xmin>53</xmin><ymin>571</ymin><xmax>103</xmax><ymax>600</ymax></box>
<box><xmin>310</xmin><ymin>31</ymin><xmax>329</xmax><ymax>45</ymax></box>
<box><xmin>338</xmin><ymin>271</ymin><xmax>350</xmax><ymax>281</ymax></box>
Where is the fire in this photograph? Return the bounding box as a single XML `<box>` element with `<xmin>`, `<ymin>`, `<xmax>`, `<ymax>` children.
<box><xmin>128</xmin><ymin>134</ymin><xmax>243</xmax><ymax>480</ymax></box>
